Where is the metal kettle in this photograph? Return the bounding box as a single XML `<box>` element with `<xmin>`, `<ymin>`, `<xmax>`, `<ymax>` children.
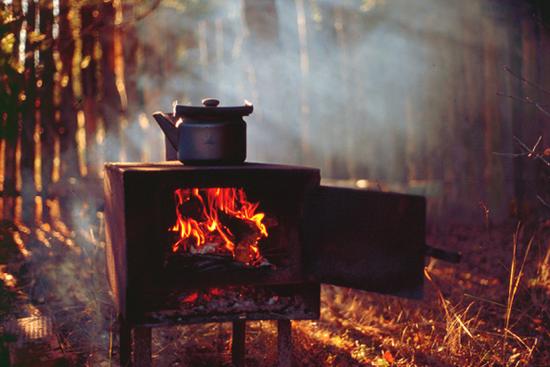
<box><xmin>153</xmin><ymin>98</ymin><xmax>253</xmax><ymax>165</ymax></box>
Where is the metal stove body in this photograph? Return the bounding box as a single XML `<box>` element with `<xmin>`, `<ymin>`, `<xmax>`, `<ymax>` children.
<box><xmin>104</xmin><ymin>161</ymin><xmax>426</xmax><ymax>366</ymax></box>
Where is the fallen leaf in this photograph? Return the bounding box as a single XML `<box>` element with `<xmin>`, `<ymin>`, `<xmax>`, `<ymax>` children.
<box><xmin>384</xmin><ymin>351</ymin><xmax>395</xmax><ymax>364</ymax></box>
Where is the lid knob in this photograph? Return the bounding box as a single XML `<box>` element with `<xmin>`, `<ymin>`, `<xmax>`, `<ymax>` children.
<box><xmin>202</xmin><ymin>98</ymin><xmax>220</xmax><ymax>107</ymax></box>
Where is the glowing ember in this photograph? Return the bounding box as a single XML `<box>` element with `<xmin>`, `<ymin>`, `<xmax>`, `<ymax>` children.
<box><xmin>210</xmin><ymin>288</ymin><xmax>223</xmax><ymax>296</ymax></box>
<box><xmin>170</xmin><ymin>187</ymin><xmax>269</xmax><ymax>266</ymax></box>
<box><xmin>180</xmin><ymin>292</ymin><xmax>199</xmax><ymax>303</ymax></box>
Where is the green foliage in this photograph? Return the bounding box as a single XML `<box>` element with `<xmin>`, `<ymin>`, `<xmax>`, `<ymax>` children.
<box><xmin>1</xmin><ymin>32</ymin><xmax>14</xmax><ymax>55</ymax></box>
<box><xmin>0</xmin><ymin>7</ymin><xmax>23</xmax><ymax>142</ymax></box>
<box><xmin>0</xmin><ymin>221</ymin><xmax>21</xmax><ymax>264</ymax></box>
<box><xmin>0</xmin><ymin>283</ymin><xmax>16</xmax><ymax>319</ymax></box>
<box><xmin>0</xmin><ymin>7</ymin><xmax>18</xmax><ymax>64</ymax></box>
<box><xmin>0</xmin><ymin>220</ymin><xmax>21</xmax><ymax>318</ymax></box>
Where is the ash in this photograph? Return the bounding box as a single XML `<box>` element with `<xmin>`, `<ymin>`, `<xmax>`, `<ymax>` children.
<box><xmin>146</xmin><ymin>285</ymin><xmax>315</xmax><ymax>323</ymax></box>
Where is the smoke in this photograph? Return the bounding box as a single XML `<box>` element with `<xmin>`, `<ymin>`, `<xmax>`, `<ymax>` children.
<box><xmin>121</xmin><ymin>0</ymin><xmax>540</xmax><ymax>223</ymax></box>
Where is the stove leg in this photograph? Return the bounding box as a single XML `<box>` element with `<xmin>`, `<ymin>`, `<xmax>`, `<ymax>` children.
<box><xmin>232</xmin><ymin>320</ymin><xmax>246</xmax><ymax>367</ymax></box>
<box><xmin>277</xmin><ymin>320</ymin><xmax>292</xmax><ymax>367</ymax></box>
<box><xmin>119</xmin><ymin>317</ymin><xmax>132</xmax><ymax>367</ymax></box>
<box><xmin>134</xmin><ymin>327</ymin><xmax>152</xmax><ymax>367</ymax></box>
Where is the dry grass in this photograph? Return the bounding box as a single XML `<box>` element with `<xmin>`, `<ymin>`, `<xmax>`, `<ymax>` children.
<box><xmin>0</xmin><ymin>193</ymin><xmax>549</xmax><ymax>366</ymax></box>
<box><xmin>145</xmin><ymin>220</ymin><xmax>548</xmax><ymax>366</ymax></box>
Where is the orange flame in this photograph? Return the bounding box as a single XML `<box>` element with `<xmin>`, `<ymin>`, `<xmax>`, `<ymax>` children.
<box><xmin>170</xmin><ymin>188</ymin><xmax>268</xmax><ymax>266</ymax></box>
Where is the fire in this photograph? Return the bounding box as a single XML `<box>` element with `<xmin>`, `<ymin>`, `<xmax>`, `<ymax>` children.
<box><xmin>170</xmin><ymin>187</ymin><xmax>269</xmax><ymax>266</ymax></box>
<box><xmin>178</xmin><ymin>288</ymin><xmax>225</xmax><ymax>304</ymax></box>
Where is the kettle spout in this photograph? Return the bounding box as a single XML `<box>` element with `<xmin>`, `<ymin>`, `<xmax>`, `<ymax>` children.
<box><xmin>153</xmin><ymin>112</ymin><xmax>179</xmax><ymax>150</ymax></box>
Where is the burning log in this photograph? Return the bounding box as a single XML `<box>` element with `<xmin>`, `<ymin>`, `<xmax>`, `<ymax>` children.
<box><xmin>217</xmin><ymin>210</ymin><xmax>265</xmax><ymax>265</ymax></box>
<box><xmin>176</xmin><ymin>194</ymin><xmax>207</xmax><ymax>221</ymax></box>
<box><xmin>170</xmin><ymin>187</ymin><xmax>270</xmax><ymax>266</ymax></box>
<box><xmin>168</xmin><ymin>253</ymin><xmax>270</xmax><ymax>272</ymax></box>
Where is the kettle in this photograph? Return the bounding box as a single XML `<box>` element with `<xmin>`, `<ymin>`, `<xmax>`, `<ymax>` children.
<box><xmin>153</xmin><ymin>98</ymin><xmax>253</xmax><ymax>165</ymax></box>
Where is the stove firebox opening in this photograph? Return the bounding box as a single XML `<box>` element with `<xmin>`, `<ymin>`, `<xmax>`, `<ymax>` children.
<box><xmin>104</xmin><ymin>163</ymin><xmax>322</xmax><ymax>325</ymax></box>
<box><xmin>169</xmin><ymin>187</ymin><xmax>274</xmax><ymax>268</ymax></box>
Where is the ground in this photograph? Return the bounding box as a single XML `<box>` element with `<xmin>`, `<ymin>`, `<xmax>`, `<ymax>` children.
<box><xmin>0</xmin><ymin>200</ymin><xmax>549</xmax><ymax>366</ymax></box>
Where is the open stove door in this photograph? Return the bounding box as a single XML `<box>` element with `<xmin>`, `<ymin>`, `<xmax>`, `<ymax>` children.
<box><xmin>304</xmin><ymin>186</ymin><xmax>425</xmax><ymax>299</ymax></box>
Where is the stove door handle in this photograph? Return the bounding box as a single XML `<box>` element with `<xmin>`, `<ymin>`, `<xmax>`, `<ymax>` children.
<box><xmin>424</xmin><ymin>245</ymin><xmax>461</xmax><ymax>264</ymax></box>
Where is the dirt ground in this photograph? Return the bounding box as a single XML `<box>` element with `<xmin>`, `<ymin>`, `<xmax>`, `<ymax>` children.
<box><xmin>0</xmin><ymin>203</ymin><xmax>549</xmax><ymax>366</ymax></box>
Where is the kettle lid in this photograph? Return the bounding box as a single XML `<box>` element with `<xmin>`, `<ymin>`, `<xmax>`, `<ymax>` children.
<box><xmin>174</xmin><ymin>98</ymin><xmax>253</xmax><ymax>120</ymax></box>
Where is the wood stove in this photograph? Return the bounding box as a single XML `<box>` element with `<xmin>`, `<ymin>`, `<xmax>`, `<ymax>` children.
<box><xmin>104</xmin><ymin>161</ymin><xmax>427</xmax><ymax>366</ymax></box>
